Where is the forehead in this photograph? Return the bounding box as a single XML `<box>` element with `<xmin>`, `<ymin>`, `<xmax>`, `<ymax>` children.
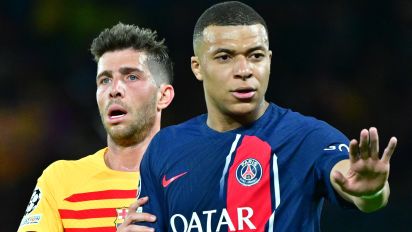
<box><xmin>97</xmin><ymin>48</ymin><xmax>148</xmax><ymax>72</ymax></box>
<box><xmin>201</xmin><ymin>24</ymin><xmax>269</xmax><ymax>51</ymax></box>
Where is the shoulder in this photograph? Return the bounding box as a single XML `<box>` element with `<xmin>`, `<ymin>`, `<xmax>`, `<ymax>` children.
<box><xmin>39</xmin><ymin>149</ymin><xmax>104</xmax><ymax>183</ymax></box>
<box><xmin>143</xmin><ymin>115</ymin><xmax>207</xmax><ymax>164</ymax></box>
<box><xmin>156</xmin><ymin>114</ymin><xmax>206</xmax><ymax>139</ymax></box>
<box><xmin>268</xmin><ymin>103</ymin><xmax>346</xmax><ymax>140</ymax></box>
<box><xmin>272</xmin><ymin>103</ymin><xmax>321</xmax><ymax>125</ymax></box>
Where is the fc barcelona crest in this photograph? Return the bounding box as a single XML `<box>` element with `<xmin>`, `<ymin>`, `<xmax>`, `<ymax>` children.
<box><xmin>114</xmin><ymin>207</ymin><xmax>129</xmax><ymax>228</ymax></box>
<box><xmin>236</xmin><ymin>158</ymin><xmax>262</xmax><ymax>186</ymax></box>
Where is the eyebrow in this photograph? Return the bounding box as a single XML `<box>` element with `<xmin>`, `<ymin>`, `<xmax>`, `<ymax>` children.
<box><xmin>96</xmin><ymin>70</ymin><xmax>111</xmax><ymax>80</ymax></box>
<box><xmin>213</xmin><ymin>48</ymin><xmax>235</xmax><ymax>55</ymax></box>
<box><xmin>96</xmin><ymin>67</ymin><xmax>144</xmax><ymax>80</ymax></box>
<box><xmin>119</xmin><ymin>67</ymin><xmax>144</xmax><ymax>75</ymax></box>
<box><xmin>245</xmin><ymin>45</ymin><xmax>268</xmax><ymax>54</ymax></box>
<box><xmin>212</xmin><ymin>45</ymin><xmax>268</xmax><ymax>55</ymax></box>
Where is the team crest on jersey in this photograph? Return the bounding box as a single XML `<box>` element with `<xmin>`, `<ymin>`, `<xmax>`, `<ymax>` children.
<box><xmin>236</xmin><ymin>158</ymin><xmax>262</xmax><ymax>186</ymax></box>
<box><xmin>114</xmin><ymin>207</ymin><xmax>129</xmax><ymax>228</ymax></box>
<box><xmin>25</xmin><ymin>186</ymin><xmax>42</xmax><ymax>215</ymax></box>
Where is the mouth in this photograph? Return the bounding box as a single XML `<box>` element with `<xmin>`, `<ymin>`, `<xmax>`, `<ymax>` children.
<box><xmin>231</xmin><ymin>87</ymin><xmax>256</xmax><ymax>100</ymax></box>
<box><xmin>107</xmin><ymin>105</ymin><xmax>128</xmax><ymax>121</ymax></box>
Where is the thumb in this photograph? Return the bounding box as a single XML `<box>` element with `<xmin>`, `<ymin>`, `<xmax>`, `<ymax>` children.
<box><xmin>332</xmin><ymin>171</ymin><xmax>347</xmax><ymax>189</ymax></box>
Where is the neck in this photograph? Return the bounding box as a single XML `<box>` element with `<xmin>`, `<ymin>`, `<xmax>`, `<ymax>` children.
<box><xmin>104</xmin><ymin>123</ymin><xmax>160</xmax><ymax>172</ymax></box>
<box><xmin>207</xmin><ymin>101</ymin><xmax>269</xmax><ymax>132</ymax></box>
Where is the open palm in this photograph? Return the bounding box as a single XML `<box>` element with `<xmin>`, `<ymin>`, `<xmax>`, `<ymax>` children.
<box><xmin>333</xmin><ymin>127</ymin><xmax>397</xmax><ymax>197</ymax></box>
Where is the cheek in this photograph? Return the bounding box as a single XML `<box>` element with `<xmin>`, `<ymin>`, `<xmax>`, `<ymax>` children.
<box><xmin>131</xmin><ymin>86</ymin><xmax>158</xmax><ymax>103</ymax></box>
<box><xmin>204</xmin><ymin>67</ymin><xmax>229</xmax><ymax>87</ymax></box>
<box><xmin>257</xmin><ymin>64</ymin><xmax>270</xmax><ymax>81</ymax></box>
<box><xmin>96</xmin><ymin>89</ymin><xmax>105</xmax><ymax>108</ymax></box>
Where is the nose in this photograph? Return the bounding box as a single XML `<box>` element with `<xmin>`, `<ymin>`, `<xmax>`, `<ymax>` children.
<box><xmin>233</xmin><ymin>56</ymin><xmax>252</xmax><ymax>80</ymax></box>
<box><xmin>109</xmin><ymin>78</ymin><xmax>125</xmax><ymax>98</ymax></box>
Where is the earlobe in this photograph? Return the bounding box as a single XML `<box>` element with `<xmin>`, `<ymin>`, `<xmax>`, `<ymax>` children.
<box><xmin>157</xmin><ymin>84</ymin><xmax>175</xmax><ymax>110</ymax></box>
<box><xmin>191</xmin><ymin>56</ymin><xmax>203</xmax><ymax>81</ymax></box>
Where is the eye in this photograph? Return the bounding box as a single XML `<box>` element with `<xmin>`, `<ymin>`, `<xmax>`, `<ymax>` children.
<box><xmin>250</xmin><ymin>53</ymin><xmax>265</xmax><ymax>61</ymax></box>
<box><xmin>99</xmin><ymin>77</ymin><xmax>111</xmax><ymax>85</ymax></box>
<box><xmin>215</xmin><ymin>54</ymin><xmax>231</xmax><ymax>62</ymax></box>
<box><xmin>128</xmin><ymin>74</ymin><xmax>138</xmax><ymax>81</ymax></box>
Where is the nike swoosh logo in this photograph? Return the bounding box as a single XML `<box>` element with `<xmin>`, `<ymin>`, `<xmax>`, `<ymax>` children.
<box><xmin>162</xmin><ymin>172</ymin><xmax>188</xmax><ymax>188</ymax></box>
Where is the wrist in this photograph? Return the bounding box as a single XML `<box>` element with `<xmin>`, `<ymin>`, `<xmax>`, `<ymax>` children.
<box><xmin>360</xmin><ymin>187</ymin><xmax>385</xmax><ymax>200</ymax></box>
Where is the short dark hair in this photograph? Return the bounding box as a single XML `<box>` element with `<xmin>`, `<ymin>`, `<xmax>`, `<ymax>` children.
<box><xmin>193</xmin><ymin>1</ymin><xmax>268</xmax><ymax>49</ymax></box>
<box><xmin>90</xmin><ymin>22</ymin><xmax>173</xmax><ymax>85</ymax></box>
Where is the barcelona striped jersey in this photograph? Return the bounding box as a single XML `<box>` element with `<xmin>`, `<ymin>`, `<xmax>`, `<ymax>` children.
<box><xmin>18</xmin><ymin>148</ymin><xmax>138</xmax><ymax>232</ymax></box>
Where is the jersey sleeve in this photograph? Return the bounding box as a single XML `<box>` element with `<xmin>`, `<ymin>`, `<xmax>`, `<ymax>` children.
<box><xmin>18</xmin><ymin>163</ymin><xmax>64</xmax><ymax>232</ymax></box>
<box><xmin>311</xmin><ymin>124</ymin><xmax>355</xmax><ymax>209</ymax></box>
<box><xmin>135</xmin><ymin>134</ymin><xmax>168</xmax><ymax>230</ymax></box>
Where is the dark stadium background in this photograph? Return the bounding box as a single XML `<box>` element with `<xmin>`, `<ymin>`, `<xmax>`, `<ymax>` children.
<box><xmin>1</xmin><ymin>0</ymin><xmax>410</xmax><ymax>231</ymax></box>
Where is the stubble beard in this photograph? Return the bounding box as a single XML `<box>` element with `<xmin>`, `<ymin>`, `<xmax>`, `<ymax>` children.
<box><xmin>101</xmin><ymin>95</ymin><xmax>157</xmax><ymax>147</ymax></box>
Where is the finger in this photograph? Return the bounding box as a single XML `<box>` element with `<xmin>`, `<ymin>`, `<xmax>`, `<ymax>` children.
<box><xmin>137</xmin><ymin>196</ymin><xmax>149</xmax><ymax>208</ymax></box>
<box><xmin>369</xmin><ymin>127</ymin><xmax>379</xmax><ymax>159</ymax></box>
<box><xmin>121</xmin><ymin>200</ymin><xmax>141</xmax><ymax>226</ymax></box>
<box><xmin>127</xmin><ymin>212</ymin><xmax>157</xmax><ymax>223</ymax></box>
<box><xmin>128</xmin><ymin>196</ymin><xmax>149</xmax><ymax>212</ymax></box>
<box><xmin>123</xmin><ymin>197</ymin><xmax>154</xmax><ymax>226</ymax></box>
<box><xmin>129</xmin><ymin>197</ymin><xmax>156</xmax><ymax>223</ymax></box>
<box><xmin>332</xmin><ymin>170</ymin><xmax>348</xmax><ymax>190</ymax></box>
<box><xmin>348</xmin><ymin>139</ymin><xmax>359</xmax><ymax>163</ymax></box>
<box><xmin>131</xmin><ymin>225</ymin><xmax>155</xmax><ymax>232</ymax></box>
<box><xmin>359</xmin><ymin>129</ymin><xmax>370</xmax><ymax>159</ymax></box>
<box><xmin>128</xmin><ymin>199</ymin><xmax>141</xmax><ymax>213</ymax></box>
<box><xmin>381</xmin><ymin>137</ymin><xmax>397</xmax><ymax>163</ymax></box>
<box><xmin>118</xmin><ymin>224</ymin><xmax>155</xmax><ymax>232</ymax></box>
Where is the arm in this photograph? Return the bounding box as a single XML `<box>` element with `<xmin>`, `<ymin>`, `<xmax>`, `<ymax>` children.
<box><xmin>18</xmin><ymin>179</ymin><xmax>63</xmax><ymax>231</ymax></box>
<box><xmin>330</xmin><ymin>127</ymin><xmax>397</xmax><ymax>212</ymax></box>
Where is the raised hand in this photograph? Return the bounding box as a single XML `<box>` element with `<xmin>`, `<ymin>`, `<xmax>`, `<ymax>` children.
<box><xmin>332</xmin><ymin>127</ymin><xmax>397</xmax><ymax>197</ymax></box>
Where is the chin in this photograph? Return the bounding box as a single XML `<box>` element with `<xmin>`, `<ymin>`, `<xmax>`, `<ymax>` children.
<box><xmin>229</xmin><ymin>102</ymin><xmax>258</xmax><ymax>115</ymax></box>
<box><xmin>107</xmin><ymin>125</ymin><xmax>130</xmax><ymax>137</ymax></box>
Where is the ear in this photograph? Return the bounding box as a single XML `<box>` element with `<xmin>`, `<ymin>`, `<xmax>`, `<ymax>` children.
<box><xmin>157</xmin><ymin>84</ymin><xmax>175</xmax><ymax>110</ymax></box>
<box><xmin>191</xmin><ymin>56</ymin><xmax>203</xmax><ymax>81</ymax></box>
<box><xmin>268</xmin><ymin>50</ymin><xmax>272</xmax><ymax>69</ymax></box>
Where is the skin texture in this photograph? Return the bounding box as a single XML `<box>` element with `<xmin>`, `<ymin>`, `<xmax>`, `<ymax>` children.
<box><xmin>331</xmin><ymin>127</ymin><xmax>397</xmax><ymax>212</ymax></box>
<box><xmin>97</xmin><ymin>49</ymin><xmax>158</xmax><ymax>147</ymax></box>
<box><xmin>191</xmin><ymin>25</ymin><xmax>271</xmax><ymax>132</ymax></box>
<box><xmin>117</xmin><ymin>197</ymin><xmax>156</xmax><ymax>232</ymax></box>
<box><xmin>96</xmin><ymin>48</ymin><xmax>174</xmax><ymax>172</ymax></box>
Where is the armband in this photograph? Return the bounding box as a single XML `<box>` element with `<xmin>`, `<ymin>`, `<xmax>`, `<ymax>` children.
<box><xmin>360</xmin><ymin>188</ymin><xmax>384</xmax><ymax>200</ymax></box>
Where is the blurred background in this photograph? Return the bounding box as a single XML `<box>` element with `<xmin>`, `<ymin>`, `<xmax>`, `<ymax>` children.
<box><xmin>1</xmin><ymin>0</ymin><xmax>410</xmax><ymax>231</ymax></box>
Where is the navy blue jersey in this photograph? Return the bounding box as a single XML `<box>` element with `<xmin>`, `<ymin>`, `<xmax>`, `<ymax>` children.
<box><xmin>137</xmin><ymin>103</ymin><xmax>353</xmax><ymax>231</ymax></box>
